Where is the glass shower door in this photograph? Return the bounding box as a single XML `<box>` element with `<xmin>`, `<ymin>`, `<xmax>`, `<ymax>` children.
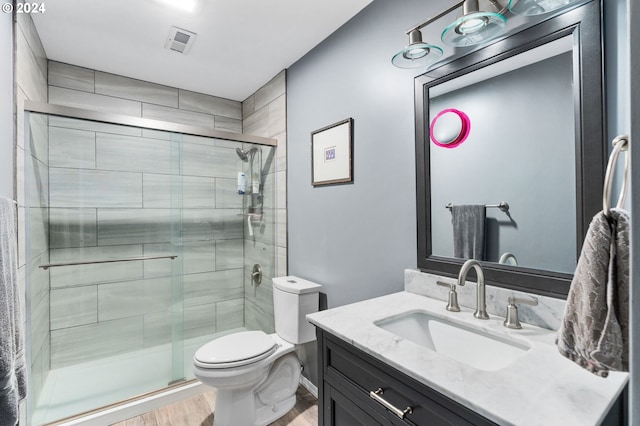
<box><xmin>25</xmin><ymin>113</ymin><xmax>186</xmax><ymax>424</ymax></box>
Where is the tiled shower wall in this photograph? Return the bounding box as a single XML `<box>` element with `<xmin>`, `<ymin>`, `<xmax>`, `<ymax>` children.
<box><xmin>45</xmin><ymin>61</ymin><xmax>251</xmax><ymax>366</ymax></box>
<box><xmin>242</xmin><ymin>71</ymin><xmax>287</xmax><ymax>332</ymax></box>
<box><xmin>14</xmin><ymin>8</ymin><xmax>49</xmax><ymax>414</ymax></box>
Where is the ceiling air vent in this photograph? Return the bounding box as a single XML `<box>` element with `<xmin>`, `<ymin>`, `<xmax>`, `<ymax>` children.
<box><xmin>165</xmin><ymin>27</ymin><xmax>197</xmax><ymax>54</ymax></box>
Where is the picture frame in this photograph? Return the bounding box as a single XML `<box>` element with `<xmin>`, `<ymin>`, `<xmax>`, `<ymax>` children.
<box><xmin>311</xmin><ymin>118</ymin><xmax>354</xmax><ymax>186</ymax></box>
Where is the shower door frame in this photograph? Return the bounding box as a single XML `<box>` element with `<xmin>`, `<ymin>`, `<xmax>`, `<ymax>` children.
<box><xmin>23</xmin><ymin>101</ymin><xmax>277</xmax><ymax>424</ymax></box>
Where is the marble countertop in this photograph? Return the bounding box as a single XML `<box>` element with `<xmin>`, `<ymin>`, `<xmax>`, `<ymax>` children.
<box><xmin>307</xmin><ymin>291</ymin><xmax>628</xmax><ymax>426</ymax></box>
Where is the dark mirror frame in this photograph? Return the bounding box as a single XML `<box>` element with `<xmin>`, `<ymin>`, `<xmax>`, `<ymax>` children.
<box><xmin>415</xmin><ymin>0</ymin><xmax>605</xmax><ymax>299</ymax></box>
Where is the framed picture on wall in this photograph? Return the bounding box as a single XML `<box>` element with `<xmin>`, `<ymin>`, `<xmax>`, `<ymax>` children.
<box><xmin>311</xmin><ymin>118</ymin><xmax>353</xmax><ymax>186</ymax></box>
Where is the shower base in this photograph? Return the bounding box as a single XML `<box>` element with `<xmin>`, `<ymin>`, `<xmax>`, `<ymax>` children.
<box><xmin>32</xmin><ymin>328</ymin><xmax>246</xmax><ymax>425</ymax></box>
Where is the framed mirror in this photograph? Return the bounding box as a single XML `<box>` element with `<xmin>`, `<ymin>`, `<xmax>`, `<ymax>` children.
<box><xmin>415</xmin><ymin>0</ymin><xmax>605</xmax><ymax>298</ymax></box>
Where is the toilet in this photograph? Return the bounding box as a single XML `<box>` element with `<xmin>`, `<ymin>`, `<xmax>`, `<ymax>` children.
<box><xmin>193</xmin><ymin>276</ymin><xmax>322</xmax><ymax>426</ymax></box>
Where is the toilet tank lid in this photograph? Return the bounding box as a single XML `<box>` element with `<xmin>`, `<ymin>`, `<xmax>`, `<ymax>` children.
<box><xmin>273</xmin><ymin>276</ymin><xmax>322</xmax><ymax>294</ymax></box>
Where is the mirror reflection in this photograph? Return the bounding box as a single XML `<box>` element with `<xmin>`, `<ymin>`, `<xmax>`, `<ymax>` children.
<box><xmin>428</xmin><ymin>35</ymin><xmax>577</xmax><ymax>274</ymax></box>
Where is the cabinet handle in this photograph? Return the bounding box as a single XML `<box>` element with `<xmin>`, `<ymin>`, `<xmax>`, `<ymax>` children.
<box><xmin>369</xmin><ymin>388</ymin><xmax>413</xmax><ymax>419</ymax></box>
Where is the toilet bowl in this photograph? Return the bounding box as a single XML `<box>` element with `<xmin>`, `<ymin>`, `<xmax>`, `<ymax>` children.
<box><xmin>193</xmin><ymin>276</ymin><xmax>322</xmax><ymax>426</ymax></box>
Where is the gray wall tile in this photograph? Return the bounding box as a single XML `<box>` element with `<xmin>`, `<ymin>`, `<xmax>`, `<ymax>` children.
<box><xmin>49</xmin><ymin>86</ymin><xmax>142</xmax><ymax>117</ymax></box>
<box><xmin>49</xmin><ymin>208</ymin><xmax>97</xmax><ymax>248</ymax></box>
<box><xmin>184</xmin><ymin>304</ymin><xmax>216</xmax><ymax>339</ymax></box>
<box><xmin>215</xmin><ymin>239</ymin><xmax>244</xmax><ymax>270</ymax></box>
<box><xmin>216</xmin><ymin>299</ymin><xmax>244</xmax><ymax>331</ymax></box>
<box><xmin>50</xmin><ymin>168</ymin><xmax>142</xmax><ymax>208</ymax></box>
<box><xmin>97</xmin><ymin>209</ymin><xmax>172</xmax><ymax>246</ymax></box>
<box><xmin>50</xmin><ymin>286</ymin><xmax>97</xmax><ymax>330</ymax></box>
<box><xmin>182</xmin><ymin>209</ymin><xmax>244</xmax><ymax>241</ymax></box>
<box><xmin>142</xmin><ymin>311</ymin><xmax>171</xmax><ymax>348</ymax></box>
<box><xmin>269</xmin><ymin>95</ymin><xmax>286</xmax><ymax>137</ymax></box>
<box><xmin>25</xmin><ymin>156</ymin><xmax>48</xmax><ymax>209</ymax></box>
<box><xmin>30</xmin><ymin>293</ymin><xmax>50</xmax><ymax>362</ymax></box>
<box><xmin>179</xmin><ymin>90</ymin><xmax>241</xmax><ymax>119</ymax></box>
<box><xmin>143</xmin><ymin>174</ymin><xmax>216</xmax><ymax>209</ymax></box>
<box><xmin>50</xmin><ymin>317</ymin><xmax>143</xmax><ymax>368</ymax></box>
<box><xmin>184</xmin><ymin>269</ymin><xmax>243</xmax><ymax>307</ymax></box>
<box><xmin>50</xmin><ymin>245</ymin><xmax>144</xmax><ymax>288</ymax></box>
<box><xmin>214</xmin><ymin>116</ymin><xmax>242</xmax><ymax>133</ymax></box>
<box><xmin>182</xmin><ymin>143</ymin><xmax>241</xmax><ymax>178</ymax></box>
<box><xmin>242</xmin><ymin>105</ymin><xmax>269</xmax><ymax>137</ymax></box>
<box><xmin>96</xmin><ymin>133</ymin><xmax>172</xmax><ymax>174</ymax></box>
<box><xmin>16</xmin><ymin>26</ymin><xmax>47</xmax><ymax>102</ymax></box>
<box><xmin>254</xmin><ymin>71</ymin><xmax>286</xmax><ymax>112</ymax></box>
<box><xmin>27</xmin><ymin>207</ymin><xmax>48</xmax><ymax>259</ymax></box>
<box><xmin>141</xmin><ymin>243</ymin><xmax>183</xmax><ymax>278</ymax></box>
<box><xmin>95</xmin><ymin>72</ymin><xmax>178</xmax><ymax>108</ymax></box>
<box><xmin>242</xmin><ymin>95</ymin><xmax>255</xmax><ymax>120</ymax></box>
<box><xmin>29</xmin><ymin>113</ymin><xmax>49</xmax><ymax>165</ymax></box>
<box><xmin>182</xmin><ymin>241</ymin><xmax>216</xmax><ymax>275</ymax></box>
<box><xmin>28</xmin><ymin>252</ymin><xmax>50</xmax><ymax>313</ymax></box>
<box><xmin>49</xmin><ymin>127</ymin><xmax>96</xmax><ymax>169</ymax></box>
<box><xmin>48</xmin><ymin>61</ymin><xmax>95</xmax><ymax>92</ymax></box>
<box><xmin>142</xmin><ymin>103</ymin><xmax>214</xmax><ymax>129</ymax></box>
<box><xmin>98</xmin><ymin>277</ymin><xmax>172</xmax><ymax>321</ymax></box>
<box><xmin>244</xmin><ymin>299</ymin><xmax>274</xmax><ymax>334</ymax></box>
<box><xmin>215</xmin><ymin>178</ymin><xmax>243</xmax><ymax>209</ymax></box>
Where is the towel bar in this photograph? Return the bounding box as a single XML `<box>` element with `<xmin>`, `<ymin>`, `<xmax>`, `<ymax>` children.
<box><xmin>446</xmin><ymin>202</ymin><xmax>509</xmax><ymax>212</ymax></box>
<box><xmin>39</xmin><ymin>255</ymin><xmax>178</xmax><ymax>270</ymax></box>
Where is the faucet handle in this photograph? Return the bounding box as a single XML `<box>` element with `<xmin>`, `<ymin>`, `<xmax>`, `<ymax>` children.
<box><xmin>503</xmin><ymin>296</ymin><xmax>538</xmax><ymax>329</ymax></box>
<box><xmin>436</xmin><ymin>281</ymin><xmax>461</xmax><ymax>312</ymax></box>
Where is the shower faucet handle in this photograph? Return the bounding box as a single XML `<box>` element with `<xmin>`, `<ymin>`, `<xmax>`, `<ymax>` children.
<box><xmin>436</xmin><ymin>281</ymin><xmax>460</xmax><ymax>312</ymax></box>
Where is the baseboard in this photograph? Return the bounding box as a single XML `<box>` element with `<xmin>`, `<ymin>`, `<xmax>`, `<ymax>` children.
<box><xmin>299</xmin><ymin>375</ymin><xmax>318</xmax><ymax>398</ymax></box>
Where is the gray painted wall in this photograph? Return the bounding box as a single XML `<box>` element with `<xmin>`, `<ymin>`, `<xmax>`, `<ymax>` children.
<box><xmin>430</xmin><ymin>52</ymin><xmax>576</xmax><ymax>273</ymax></box>
<box><xmin>287</xmin><ymin>0</ymin><xmax>441</xmax><ymax>310</ymax></box>
<box><xmin>0</xmin><ymin>12</ymin><xmax>12</xmax><ymax>199</ymax></box>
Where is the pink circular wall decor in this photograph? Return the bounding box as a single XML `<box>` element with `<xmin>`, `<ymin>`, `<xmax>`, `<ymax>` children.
<box><xmin>429</xmin><ymin>108</ymin><xmax>471</xmax><ymax>148</ymax></box>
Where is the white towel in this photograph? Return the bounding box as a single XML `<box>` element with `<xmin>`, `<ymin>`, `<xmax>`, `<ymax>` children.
<box><xmin>451</xmin><ymin>204</ymin><xmax>485</xmax><ymax>260</ymax></box>
<box><xmin>556</xmin><ymin>208</ymin><xmax>630</xmax><ymax>377</ymax></box>
<box><xmin>0</xmin><ymin>197</ymin><xmax>26</xmax><ymax>426</ymax></box>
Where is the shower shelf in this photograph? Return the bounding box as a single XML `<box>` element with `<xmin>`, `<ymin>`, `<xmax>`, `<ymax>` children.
<box><xmin>39</xmin><ymin>255</ymin><xmax>178</xmax><ymax>270</ymax></box>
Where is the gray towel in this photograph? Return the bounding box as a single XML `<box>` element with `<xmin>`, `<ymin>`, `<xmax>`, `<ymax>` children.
<box><xmin>451</xmin><ymin>204</ymin><xmax>485</xmax><ymax>260</ymax></box>
<box><xmin>556</xmin><ymin>208</ymin><xmax>630</xmax><ymax>377</ymax></box>
<box><xmin>0</xmin><ymin>197</ymin><xmax>26</xmax><ymax>426</ymax></box>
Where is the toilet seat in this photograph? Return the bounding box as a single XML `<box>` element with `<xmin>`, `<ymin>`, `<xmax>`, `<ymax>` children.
<box><xmin>194</xmin><ymin>330</ymin><xmax>277</xmax><ymax>369</ymax></box>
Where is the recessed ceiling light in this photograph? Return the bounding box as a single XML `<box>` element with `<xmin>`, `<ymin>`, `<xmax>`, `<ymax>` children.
<box><xmin>154</xmin><ymin>0</ymin><xmax>201</xmax><ymax>13</ymax></box>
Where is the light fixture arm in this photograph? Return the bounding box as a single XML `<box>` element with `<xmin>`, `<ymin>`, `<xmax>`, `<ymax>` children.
<box><xmin>405</xmin><ymin>0</ymin><xmax>466</xmax><ymax>34</ymax></box>
<box><xmin>463</xmin><ymin>0</ymin><xmax>480</xmax><ymax>14</ymax></box>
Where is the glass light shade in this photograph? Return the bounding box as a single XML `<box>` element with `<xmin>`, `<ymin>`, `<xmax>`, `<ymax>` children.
<box><xmin>441</xmin><ymin>12</ymin><xmax>507</xmax><ymax>47</ymax></box>
<box><xmin>508</xmin><ymin>0</ymin><xmax>577</xmax><ymax>16</ymax></box>
<box><xmin>392</xmin><ymin>43</ymin><xmax>444</xmax><ymax>69</ymax></box>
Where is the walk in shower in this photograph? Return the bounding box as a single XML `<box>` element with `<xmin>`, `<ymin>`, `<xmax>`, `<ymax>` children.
<box><xmin>23</xmin><ymin>103</ymin><xmax>277</xmax><ymax>425</ymax></box>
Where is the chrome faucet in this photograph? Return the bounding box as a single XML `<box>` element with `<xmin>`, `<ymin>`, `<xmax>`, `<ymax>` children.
<box><xmin>457</xmin><ymin>259</ymin><xmax>489</xmax><ymax>319</ymax></box>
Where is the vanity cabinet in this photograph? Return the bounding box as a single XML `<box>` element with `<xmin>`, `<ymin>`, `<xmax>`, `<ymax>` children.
<box><xmin>317</xmin><ymin>329</ymin><xmax>497</xmax><ymax>426</ymax></box>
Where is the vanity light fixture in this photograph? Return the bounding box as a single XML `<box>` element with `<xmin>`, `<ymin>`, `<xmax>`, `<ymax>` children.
<box><xmin>507</xmin><ymin>0</ymin><xmax>581</xmax><ymax>16</ymax></box>
<box><xmin>391</xmin><ymin>0</ymin><xmax>508</xmax><ymax>69</ymax></box>
<box><xmin>441</xmin><ymin>0</ymin><xmax>508</xmax><ymax>47</ymax></box>
<box><xmin>391</xmin><ymin>0</ymin><xmax>464</xmax><ymax>69</ymax></box>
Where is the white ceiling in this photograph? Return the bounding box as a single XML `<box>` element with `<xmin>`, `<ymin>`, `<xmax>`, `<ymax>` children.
<box><xmin>31</xmin><ymin>0</ymin><xmax>373</xmax><ymax>101</ymax></box>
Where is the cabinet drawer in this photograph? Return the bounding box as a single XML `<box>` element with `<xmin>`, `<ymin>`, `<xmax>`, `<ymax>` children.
<box><xmin>322</xmin><ymin>331</ymin><xmax>496</xmax><ymax>426</ymax></box>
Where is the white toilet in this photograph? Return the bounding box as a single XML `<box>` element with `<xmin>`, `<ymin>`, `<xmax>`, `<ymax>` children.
<box><xmin>193</xmin><ymin>276</ymin><xmax>322</xmax><ymax>426</ymax></box>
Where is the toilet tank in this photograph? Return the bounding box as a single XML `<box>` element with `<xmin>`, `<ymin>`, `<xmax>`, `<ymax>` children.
<box><xmin>272</xmin><ymin>276</ymin><xmax>322</xmax><ymax>344</ymax></box>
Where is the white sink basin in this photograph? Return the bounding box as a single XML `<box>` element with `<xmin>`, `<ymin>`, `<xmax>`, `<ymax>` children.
<box><xmin>374</xmin><ymin>310</ymin><xmax>530</xmax><ymax>371</ymax></box>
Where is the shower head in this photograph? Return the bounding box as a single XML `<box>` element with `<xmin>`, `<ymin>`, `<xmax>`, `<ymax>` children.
<box><xmin>236</xmin><ymin>147</ymin><xmax>258</xmax><ymax>162</ymax></box>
